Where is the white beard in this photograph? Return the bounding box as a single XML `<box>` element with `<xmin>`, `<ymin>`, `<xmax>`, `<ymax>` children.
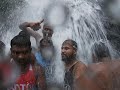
<box><xmin>41</xmin><ymin>49</ymin><xmax>54</xmax><ymax>61</ymax></box>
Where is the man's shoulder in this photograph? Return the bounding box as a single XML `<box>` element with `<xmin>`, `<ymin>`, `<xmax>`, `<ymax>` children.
<box><xmin>88</xmin><ymin>60</ymin><xmax>120</xmax><ymax>73</ymax></box>
<box><xmin>75</xmin><ymin>61</ymin><xmax>87</xmax><ymax>69</ymax></box>
<box><xmin>33</xmin><ymin>63</ymin><xmax>44</xmax><ymax>70</ymax></box>
<box><xmin>32</xmin><ymin>63</ymin><xmax>44</xmax><ymax>74</ymax></box>
<box><xmin>88</xmin><ymin>62</ymin><xmax>109</xmax><ymax>74</ymax></box>
<box><xmin>72</xmin><ymin>61</ymin><xmax>87</xmax><ymax>79</ymax></box>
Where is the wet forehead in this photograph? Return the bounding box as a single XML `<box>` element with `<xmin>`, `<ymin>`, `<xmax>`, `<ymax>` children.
<box><xmin>62</xmin><ymin>43</ymin><xmax>73</xmax><ymax>49</ymax></box>
<box><xmin>11</xmin><ymin>45</ymin><xmax>30</xmax><ymax>51</ymax></box>
<box><xmin>62</xmin><ymin>41</ymin><xmax>73</xmax><ymax>47</ymax></box>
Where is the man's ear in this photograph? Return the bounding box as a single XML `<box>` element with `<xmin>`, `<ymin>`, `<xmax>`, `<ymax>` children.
<box><xmin>73</xmin><ymin>49</ymin><xmax>77</xmax><ymax>55</ymax></box>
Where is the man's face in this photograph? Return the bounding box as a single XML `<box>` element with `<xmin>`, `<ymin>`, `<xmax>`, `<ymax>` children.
<box><xmin>40</xmin><ymin>39</ymin><xmax>50</xmax><ymax>48</ymax></box>
<box><xmin>43</xmin><ymin>25</ymin><xmax>53</xmax><ymax>38</ymax></box>
<box><xmin>10</xmin><ymin>46</ymin><xmax>31</xmax><ymax>66</ymax></box>
<box><xmin>61</xmin><ymin>43</ymin><xmax>76</xmax><ymax>62</ymax></box>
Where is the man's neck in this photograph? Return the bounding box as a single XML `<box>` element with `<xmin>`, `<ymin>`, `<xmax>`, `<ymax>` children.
<box><xmin>20</xmin><ymin>64</ymin><xmax>30</xmax><ymax>74</ymax></box>
<box><xmin>65</xmin><ymin>58</ymin><xmax>78</xmax><ymax>70</ymax></box>
<box><xmin>10</xmin><ymin>59</ymin><xmax>30</xmax><ymax>74</ymax></box>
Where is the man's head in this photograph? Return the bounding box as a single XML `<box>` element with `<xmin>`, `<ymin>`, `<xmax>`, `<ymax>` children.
<box><xmin>40</xmin><ymin>39</ymin><xmax>53</xmax><ymax>48</ymax></box>
<box><xmin>61</xmin><ymin>39</ymin><xmax>77</xmax><ymax>63</ymax></box>
<box><xmin>42</xmin><ymin>23</ymin><xmax>53</xmax><ymax>39</ymax></box>
<box><xmin>18</xmin><ymin>31</ymin><xmax>30</xmax><ymax>40</ymax></box>
<box><xmin>40</xmin><ymin>39</ymin><xmax>54</xmax><ymax>60</ymax></box>
<box><xmin>10</xmin><ymin>35</ymin><xmax>32</xmax><ymax>66</ymax></box>
<box><xmin>91</xmin><ymin>42</ymin><xmax>111</xmax><ymax>63</ymax></box>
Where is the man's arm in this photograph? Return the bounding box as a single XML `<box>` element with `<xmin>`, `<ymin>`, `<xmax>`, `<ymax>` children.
<box><xmin>73</xmin><ymin>61</ymin><xmax>87</xmax><ymax>80</ymax></box>
<box><xmin>34</xmin><ymin>64</ymin><xmax>47</xmax><ymax>90</ymax></box>
<box><xmin>19</xmin><ymin>20</ymin><xmax>43</xmax><ymax>47</ymax></box>
<box><xmin>26</xmin><ymin>27</ymin><xmax>42</xmax><ymax>47</ymax></box>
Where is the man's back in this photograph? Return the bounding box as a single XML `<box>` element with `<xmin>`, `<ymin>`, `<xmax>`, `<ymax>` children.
<box><xmin>88</xmin><ymin>60</ymin><xmax>120</xmax><ymax>90</ymax></box>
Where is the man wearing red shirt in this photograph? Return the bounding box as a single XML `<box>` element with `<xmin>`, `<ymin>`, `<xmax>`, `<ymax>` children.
<box><xmin>8</xmin><ymin>35</ymin><xmax>46</xmax><ymax>90</ymax></box>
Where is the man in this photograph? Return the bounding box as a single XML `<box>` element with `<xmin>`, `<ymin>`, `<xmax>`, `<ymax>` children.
<box><xmin>36</xmin><ymin>39</ymin><xmax>55</xmax><ymax>67</ymax></box>
<box><xmin>35</xmin><ymin>39</ymin><xmax>55</xmax><ymax>85</ymax></box>
<box><xmin>88</xmin><ymin>42</ymin><xmax>111</xmax><ymax>90</ymax></box>
<box><xmin>8</xmin><ymin>35</ymin><xmax>46</xmax><ymax>90</ymax></box>
<box><xmin>86</xmin><ymin>42</ymin><xmax>120</xmax><ymax>90</ymax></box>
<box><xmin>74</xmin><ymin>42</ymin><xmax>113</xmax><ymax>90</ymax></box>
<box><xmin>61</xmin><ymin>39</ymin><xmax>86</xmax><ymax>90</ymax></box>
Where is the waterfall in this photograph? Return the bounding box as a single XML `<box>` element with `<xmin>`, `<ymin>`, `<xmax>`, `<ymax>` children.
<box><xmin>0</xmin><ymin>0</ymin><xmax>117</xmax><ymax>85</ymax></box>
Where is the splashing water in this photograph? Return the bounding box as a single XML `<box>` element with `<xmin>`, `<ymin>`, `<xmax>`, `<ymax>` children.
<box><xmin>0</xmin><ymin>0</ymin><xmax>117</xmax><ymax>85</ymax></box>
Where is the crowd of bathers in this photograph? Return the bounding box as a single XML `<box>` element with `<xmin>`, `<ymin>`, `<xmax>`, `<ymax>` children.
<box><xmin>0</xmin><ymin>20</ymin><xmax>120</xmax><ymax>90</ymax></box>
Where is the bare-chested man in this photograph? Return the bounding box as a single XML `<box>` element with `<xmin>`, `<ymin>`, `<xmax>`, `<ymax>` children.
<box><xmin>76</xmin><ymin>42</ymin><xmax>120</xmax><ymax>90</ymax></box>
<box><xmin>61</xmin><ymin>39</ymin><xmax>86</xmax><ymax>90</ymax></box>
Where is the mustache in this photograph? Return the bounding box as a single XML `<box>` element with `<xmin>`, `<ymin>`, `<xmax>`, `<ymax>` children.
<box><xmin>16</xmin><ymin>59</ymin><xmax>30</xmax><ymax>64</ymax></box>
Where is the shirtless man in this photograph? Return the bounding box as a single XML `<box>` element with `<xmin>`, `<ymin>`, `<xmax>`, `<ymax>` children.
<box><xmin>61</xmin><ymin>39</ymin><xmax>86</xmax><ymax>90</ymax></box>
<box><xmin>76</xmin><ymin>42</ymin><xmax>120</xmax><ymax>90</ymax></box>
<box><xmin>87</xmin><ymin>42</ymin><xmax>120</xmax><ymax>90</ymax></box>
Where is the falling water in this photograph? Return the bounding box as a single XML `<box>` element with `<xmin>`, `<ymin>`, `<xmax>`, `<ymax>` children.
<box><xmin>0</xmin><ymin>0</ymin><xmax>118</xmax><ymax>86</ymax></box>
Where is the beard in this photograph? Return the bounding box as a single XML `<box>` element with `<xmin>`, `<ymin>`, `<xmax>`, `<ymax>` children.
<box><xmin>41</xmin><ymin>49</ymin><xmax>54</xmax><ymax>61</ymax></box>
<box><xmin>61</xmin><ymin>54</ymin><xmax>75</xmax><ymax>63</ymax></box>
<box><xmin>15</xmin><ymin>59</ymin><xmax>31</xmax><ymax>66</ymax></box>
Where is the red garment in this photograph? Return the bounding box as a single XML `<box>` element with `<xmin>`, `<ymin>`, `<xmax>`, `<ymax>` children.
<box><xmin>9</xmin><ymin>65</ymin><xmax>36</xmax><ymax>90</ymax></box>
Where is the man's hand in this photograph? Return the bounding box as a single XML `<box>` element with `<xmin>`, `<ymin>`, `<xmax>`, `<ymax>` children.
<box><xmin>30</xmin><ymin>19</ymin><xmax>44</xmax><ymax>31</ymax></box>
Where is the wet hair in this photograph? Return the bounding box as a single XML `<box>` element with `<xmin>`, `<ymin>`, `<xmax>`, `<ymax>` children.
<box><xmin>11</xmin><ymin>35</ymin><xmax>31</xmax><ymax>48</ymax></box>
<box><xmin>63</xmin><ymin>39</ymin><xmax>78</xmax><ymax>51</ymax></box>
<box><xmin>18</xmin><ymin>31</ymin><xmax>30</xmax><ymax>40</ymax></box>
<box><xmin>91</xmin><ymin>42</ymin><xmax>111</xmax><ymax>60</ymax></box>
<box><xmin>43</xmin><ymin>23</ymin><xmax>53</xmax><ymax>29</ymax></box>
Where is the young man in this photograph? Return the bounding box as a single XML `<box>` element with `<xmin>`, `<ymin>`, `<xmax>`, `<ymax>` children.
<box><xmin>88</xmin><ymin>42</ymin><xmax>113</xmax><ymax>90</ymax></box>
<box><xmin>61</xmin><ymin>39</ymin><xmax>86</xmax><ymax>90</ymax></box>
<box><xmin>71</xmin><ymin>43</ymin><xmax>120</xmax><ymax>90</ymax></box>
<box><xmin>8</xmin><ymin>35</ymin><xmax>46</xmax><ymax>90</ymax></box>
